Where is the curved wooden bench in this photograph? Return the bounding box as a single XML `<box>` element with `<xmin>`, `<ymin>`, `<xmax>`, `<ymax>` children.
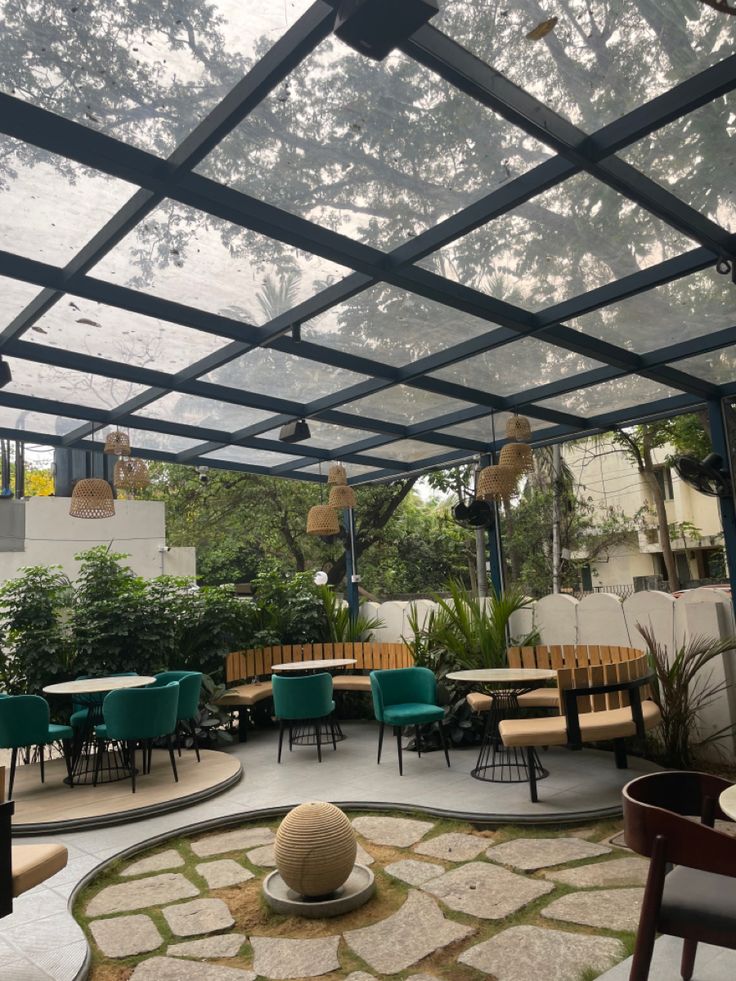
<box><xmin>465</xmin><ymin>644</ymin><xmax>647</xmax><ymax>715</ymax></box>
<box><xmin>216</xmin><ymin>642</ymin><xmax>413</xmax><ymax>739</ymax></box>
<box><xmin>499</xmin><ymin>653</ymin><xmax>661</xmax><ymax>802</ymax></box>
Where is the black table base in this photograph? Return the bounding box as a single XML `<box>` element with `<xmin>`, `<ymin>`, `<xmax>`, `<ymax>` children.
<box><xmin>471</xmin><ymin>688</ymin><xmax>549</xmax><ymax>785</ymax></box>
<box><xmin>289</xmin><ymin>717</ymin><xmax>345</xmax><ymax>747</ymax></box>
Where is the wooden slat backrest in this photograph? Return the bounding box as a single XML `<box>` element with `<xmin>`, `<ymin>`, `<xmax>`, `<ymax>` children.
<box><xmin>520</xmin><ymin>647</ymin><xmax>537</xmax><ymax>669</ymax></box>
<box><xmin>507</xmin><ymin>647</ymin><xmax>522</xmax><ymax>668</ymax></box>
<box><xmin>603</xmin><ymin>662</ymin><xmax>621</xmax><ymax>709</ymax></box>
<box><xmin>618</xmin><ymin>659</ymin><xmax>632</xmax><ymax>707</ymax></box>
<box><xmin>587</xmin><ymin>645</ymin><xmax>602</xmax><ymax>667</ymax></box>
<box><xmin>572</xmin><ymin>665</ymin><xmax>592</xmax><ymax>713</ymax></box>
<box><xmin>589</xmin><ymin>664</ymin><xmax>607</xmax><ymax>712</ymax></box>
<box><xmin>225</xmin><ymin>641</ymin><xmax>415</xmax><ymax>682</ymax></box>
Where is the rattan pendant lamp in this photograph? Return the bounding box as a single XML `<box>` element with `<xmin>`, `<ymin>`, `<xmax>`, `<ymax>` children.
<box><xmin>328</xmin><ymin>482</ymin><xmax>356</xmax><ymax>509</ymax></box>
<box><xmin>476</xmin><ymin>413</ymin><xmax>518</xmax><ymax>503</ymax></box>
<box><xmin>114</xmin><ymin>456</ymin><xmax>151</xmax><ymax>491</ymax></box>
<box><xmin>307</xmin><ymin>464</ymin><xmax>340</xmax><ymax>537</ymax></box>
<box><xmin>506</xmin><ymin>412</ymin><xmax>532</xmax><ymax>442</ymax></box>
<box><xmin>70</xmin><ymin>430</ymin><xmax>115</xmax><ymax>518</ymax></box>
<box><xmin>103</xmin><ymin>429</ymin><xmax>131</xmax><ymax>456</ymax></box>
<box><xmin>499</xmin><ymin>440</ymin><xmax>534</xmax><ymax>474</ymax></box>
<box><xmin>327</xmin><ymin>463</ymin><xmax>347</xmax><ymax>485</ymax></box>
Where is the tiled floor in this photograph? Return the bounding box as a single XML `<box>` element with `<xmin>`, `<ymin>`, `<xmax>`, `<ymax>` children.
<box><xmin>3</xmin><ymin>721</ymin><xmax>734</xmax><ymax>980</ymax></box>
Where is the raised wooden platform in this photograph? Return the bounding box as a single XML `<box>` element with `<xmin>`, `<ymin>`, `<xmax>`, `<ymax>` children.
<box><xmin>10</xmin><ymin>749</ymin><xmax>242</xmax><ymax>835</ymax></box>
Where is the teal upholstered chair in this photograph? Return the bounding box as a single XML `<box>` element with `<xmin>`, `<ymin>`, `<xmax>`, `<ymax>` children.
<box><xmin>94</xmin><ymin>681</ymin><xmax>179</xmax><ymax>793</ymax></box>
<box><xmin>370</xmin><ymin>667</ymin><xmax>450</xmax><ymax>776</ymax></box>
<box><xmin>150</xmin><ymin>671</ymin><xmax>203</xmax><ymax>762</ymax></box>
<box><xmin>70</xmin><ymin>673</ymin><xmax>139</xmax><ymax>730</ymax></box>
<box><xmin>272</xmin><ymin>673</ymin><xmax>336</xmax><ymax>763</ymax></box>
<box><xmin>0</xmin><ymin>695</ymin><xmax>74</xmax><ymax>798</ymax></box>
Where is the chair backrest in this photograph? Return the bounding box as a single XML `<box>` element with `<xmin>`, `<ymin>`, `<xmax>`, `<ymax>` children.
<box><xmin>507</xmin><ymin>644</ymin><xmax>644</xmax><ymax>671</ymax></box>
<box><xmin>102</xmin><ymin>681</ymin><xmax>179</xmax><ymax>741</ymax></box>
<box><xmin>72</xmin><ymin>672</ymin><xmax>138</xmax><ymax>711</ymax></box>
<box><xmin>369</xmin><ymin>666</ymin><xmax>436</xmax><ymax>722</ymax></box>
<box><xmin>623</xmin><ymin>771</ymin><xmax>736</xmax><ymax>877</ymax></box>
<box><xmin>556</xmin><ymin>653</ymin><xmax>652</xmax><ymax>716</ymax></box>
<box><xmin>153</xmin><ymin>671</ymin><xmax>203</xmax><ymax>720</ymax></box>
<box><xmin>225</xmin><ymin>642</ymin><xmax>413</xmax><ymax>682</ymax></box>
<box><xmin>271</xmin><ymin>673</ymin><xmax>333</xmax><ymax>721</ymax></box>
<box><xmin>0</xmin><ymin>695</ymin><xmax>51</xmax><ymax>748</ymax></box>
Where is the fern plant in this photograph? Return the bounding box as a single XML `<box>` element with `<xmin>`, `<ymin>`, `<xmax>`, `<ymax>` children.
<box><xmin>319</xmin><ymin>587</ymin><xmax>384</xmax><ymax>643</ymax></box>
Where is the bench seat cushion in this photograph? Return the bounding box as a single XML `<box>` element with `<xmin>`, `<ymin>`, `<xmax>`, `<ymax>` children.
<box><xmin>214</xmin><ymin>681</ymin><xmax>273</xmax><ymax>707</ymax></box>
<box><xmin>466</xmin><ymin>692</ymin><xmax>492</xmax><ymax>713</ymax></box>
<box><xmin>466</xmin><ymin>689</ymin><xmax>560</xmax><ymax>714</ymax></box>
<box><xmin>332</xmin><ymin>675</ymin><xmax>372</xmax><ymax>692</ymax></box>
<box><xmin>12</xmin><ymin>844</ymin><xmax>68</xmax><ymax>898</ymax></box>
<box><xmin>499</xmin><ymin>699</ymin><xmax>661</xmax><ymax>747</ymax></box>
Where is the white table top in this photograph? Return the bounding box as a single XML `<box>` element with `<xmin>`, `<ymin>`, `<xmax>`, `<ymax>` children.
<box><xmin>719</xmin><ymin>784</ymin><xmax>736</xmax><ymax>821</ymax></box>
<box><xmin>43</xmin><ymin>676</ymin><xmax>156</xmax><ymax>695</ymax></box>
<box><xmin>272</xmin><ymin>659</ymin><xmax>357</xmax><ymax>673</ymax></box>
<box><xmin>446</xmin><ymin>668</ymin><xmax>557</xmax><ymax>684</ymax></box>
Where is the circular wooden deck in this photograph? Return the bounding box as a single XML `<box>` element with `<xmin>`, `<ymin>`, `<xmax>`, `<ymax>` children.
<box><xmin>11</xmin><ymin>749</ymin><xmax>242</xmax><ymax>835</ymax></box>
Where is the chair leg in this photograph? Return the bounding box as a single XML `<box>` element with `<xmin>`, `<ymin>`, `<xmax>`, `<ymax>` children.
<box><xmin>289</xmin><ymin>725</ymin><xmax>293</xmax><ymax>752</ymax></box>
<box><xmin>377</xmin><ymin>722</ymin><xmax>384</xmax><ymax>764</ymax></box>
<box><xmin>681</xmin><ymin>939</ymin><xmax>697</xmax><ymax>981</ymax></box>
<box><xmin>438</xmin><ymin>721</ymin><xmax>451</xmax><ymax>768</ymax></box>
<box><xmin>62</xmin><ymin>739</ymin><xmax>73</xmax><ymax>787</ymax></box>
<box><xmin>176</xmin><ymin>722</ymin><xmax>182</xmax><ymax>758</ymax></box>
<box><xmin>416</xmin><ymin>725</ymin><xmax>422</xmax><ymax>758</ymax></box>
<box><xmin>130</xmin><ymin>741</ymin><xmax>137</xmax><ymax>794</ymax></box>
<box><xmin>330</xmin><ymin>717</ymin><xmax>337</xmax><ymax>751</ymax></box>
<box><xmin>190</xmin><ymin>719</ymin><xmax>201</xmax><ymax>762</ymax></box>
<box><xmin>614</xmin><ymin>738</ymin><xmax>628</xmax><ymax>769</ymax></box>
<box><xmin>9</xmin><ymin>747</ymin><xmax>17</xmax><ymax>800</ymax></box>
<box><xmin>166</xmin><ymin>734</ymin><xmax>179</xmax><ymax>783</ymax></box>
<box><xmin>527</xmin><ymin>747</ymin><xmax>538</xmax><ymax>803</ymax></box>
<box><xmin>278</xmin><ymin>720</ymin><xmax>285</xmax><ymax>764</ymax></box>
<box><xmin>92</xmin><ymin>740</ymin><xmax>104</xmax><ymax>787</ymax></box>
<box><xmin>630</xmin><ymin>835</ymin><xmax>668</xmax><ymax>981</ymax></box>
<box><xmin>395</xmin><ymin>726</ymin><xmax>403</xmax><ymax>776</ymax></box>
<box><xmin>38</xmin><ymin>744</ymin><xmax>45</xmax><ymax>784</ymax></box>
<box><xmin>316</xmin><ymin>721</ymin><xmax>322</xmax><ymax>763</ymax></box>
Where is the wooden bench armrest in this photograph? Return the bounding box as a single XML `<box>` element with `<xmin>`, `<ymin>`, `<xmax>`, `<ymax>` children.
<box><xmin>564</xmin><ymin>674</ymin><xmax>653</xmax><ymax>749</ymax></box>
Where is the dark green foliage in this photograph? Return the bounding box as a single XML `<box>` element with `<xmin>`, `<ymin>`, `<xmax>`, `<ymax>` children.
<box><xmin>249</xmin><ymin>565</ymin><xmax>328</xmax><ymax>646</ymax></box>
<box><xmin>319</xmin><ymin>586</ymin><xmax>384</xmax><ymax>642</ymax></box>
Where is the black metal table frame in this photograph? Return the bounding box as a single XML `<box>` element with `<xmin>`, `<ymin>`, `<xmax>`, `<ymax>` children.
<box><xmin>272</xmin><ymin>664</ymin><xmax>352</xmax><ymax>747</ymax></box>
<box><xmin>470</xmin><ymin>684</ymin><xmax>550</xmax><ymax>785</ymax></box>
<box><xmin>64</xmin><ymin>694</ymin><xmax>138</xmax><ymax>785</ymax></box>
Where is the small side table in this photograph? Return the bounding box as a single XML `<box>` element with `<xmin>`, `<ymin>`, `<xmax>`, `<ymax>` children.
<box><xmin>446</xmin><ymin>668</ymin><xmax>557</xmax><ymax>785</ymax></box>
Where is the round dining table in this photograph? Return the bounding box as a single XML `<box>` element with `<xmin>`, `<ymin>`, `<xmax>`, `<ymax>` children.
<box><xmin>272</xmin><ymin>658</ymin><xmax>357</xmax><ymax>745</ymax></box>
<box><xmin>44</xmin><ymin>675</ymin><xmax>156</xmax><ymax>784</ymax></box>
<box><xmin>446</xmin><ymin>667</ymin><xmax>557</xmax><ymax>785</ymax></box>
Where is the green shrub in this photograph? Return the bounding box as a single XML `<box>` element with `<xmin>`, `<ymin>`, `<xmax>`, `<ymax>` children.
<box><xmin>250</xmin><ymin>566</ymin><xmax>328</xmax><ymax>645</ymax></box>
<box><xmin>320</xmin><ymin>586</ymin><xmax>384</xmax><ymax>642</ymax></box>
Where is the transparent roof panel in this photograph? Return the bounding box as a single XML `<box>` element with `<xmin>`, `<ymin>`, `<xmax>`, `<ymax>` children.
<box><xmin>0</xmin><ymin>136</ymin><xmax>134</xmax><ymax>265</ymax></box>
<box><xmin>0</xmin><ymin>405</ymin><xmax>85</xmax><ymax>437</ymax></box>
<box><xmin>672</xmin><ymin>346</ymin><xmax>736</xmax><ymax>386</ymax></box>
<box><xmin>436</xmin><ymin>1</ymin><xmax>731</xmax><ymax>133</ymax></box>
<box><xmin>431</xmin><ymin>338</ymin><xmax>603</xmax><ymax>396</ymax></box>
<box><xmin>92</xmin><ymin>200</ymin><xmax>349</xmax><ymax>326</ymax></box>
<box><xmin>4</xmin><ymin>358</ymin><xmax>146</xmax><ymax>410</ymax></box>
<box><xmin>0</xmin><ymin>276</ymin><xmax>41</xmax><ymax>327</ymax></box>
<box><xmin>297</xmin><ymin>462</ymin><xmax>381</xmax><ymax>478</ymax></box>
<box><xmin>567</xmin><ymin>267</ymin><xmax>736</xmax><ymax>354</ymax></box>
<box><xmin>30</xmin><ymin>298</ymin><xmax>227</xmax><ymax>372</ymax></box>
<box><xmin>418</xmin><ymin>173</ymin><xmax>696</xmax><ymax>311</ymax></box>
<box><xmin>134</xmin><ymin>393</ymin><xmax>275</xmax><ymax>434</ymax></box>
<box><xmin>436</xmin><ymin>412</ymin><xmax>555</xmax><ymax>444</ymax></box>
<box><xmin>340</xmin><ymin>385</ymin><xmax>473</xmax><ymax>426</ymax></box>
<box><xmin>535</xmin><ymin>376</ymin><xmax>681</xmax><ymax>417</ymax></box>
<box><xmin>622</xmin><ymin>93</ymin><xmax>735</xmax><ymax>233</ymax></box>
<box><xmin>204</xmin><ymin>348</ymin><xmax>369</xmax><ymax>404</ymax></box>
<box><xmin>0</xmin><ymin>0</ymin><xmax>314</xmax><ymax>156</ymax></box>
<box><xmin>197</xmin><ymin>37</ymin><xmax>552</xmax><ymax>251</ymax></box>
<box><xmin>202</xmin><ymin>445</ymin><xmax>304</xmax><ymax>468</ymax></box>
<box><xmin>258</xmin><ymin>419</ymin><xmax>375</xmax><ymax>450</ymax></box>
<box><xmin>361</xmin><ymin>439</ymin><xmax>455</xmax><ymax>464</ymax></box>
<box><xmin>121</xmin><ymin>429</ymin><xmax>204</xmax><ymax>454</ymax></box>
<box><xmin>302</xmin><ymin>284</ymin><xmax>499</xmax><ymax>366</ymax></box>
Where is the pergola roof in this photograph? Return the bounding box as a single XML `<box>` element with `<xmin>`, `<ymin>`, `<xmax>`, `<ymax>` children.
<box><xmin>0</xmin><ymin>0</ymin><xmax>734</xmax><ymax>484</ymax></box>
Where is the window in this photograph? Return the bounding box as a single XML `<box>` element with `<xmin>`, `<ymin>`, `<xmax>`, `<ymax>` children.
<box><xmin>653</xmin><ymin>466</ymin><xmax>674</xmax><ymax>501</ymax></box>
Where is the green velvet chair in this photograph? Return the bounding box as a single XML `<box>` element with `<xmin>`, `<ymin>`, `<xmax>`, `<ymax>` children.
<box><xmin>370</xmin><ymin>667</ymin><xmax>450</xmax><ymax>776</ymax></box>
<box><xmin>272</xmin><ymin>673</ymin><xmax>336</xmax><ymax>763</ymax></box>
<box><xmin>150</xmin><ymin>671</ymin><xmax>203</xmax><ymax>762</ymax></box>
<box><xmin>0</xmin><ymin>695</ymin><xmax>74</xmax><ymax>798</ymax></box>
<box><xmin>93</xmin><ymin>681</ymin><xmax>179</xmax><ymax>793</ymax></box>
<box><xmin>69</xmin><ymin>672</ymin><xmax>139</xmax><ymax>730</ymax></box>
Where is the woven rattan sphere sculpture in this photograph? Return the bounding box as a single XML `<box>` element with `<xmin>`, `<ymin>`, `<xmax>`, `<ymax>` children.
<box><xmin>274</xmin><ymin>801</ymin><xmax>357</xmax><ymax>897</ymax></box>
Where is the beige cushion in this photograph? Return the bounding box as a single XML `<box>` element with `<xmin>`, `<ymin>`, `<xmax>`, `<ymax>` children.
<box><xmin>332</xmin><ymin>675</ymin><xmax>372</xmax><ymax>692</ymax></box>
<box><xmin>499</xmin><ymin>700</ymin><xmax>662</xmax><ymax>748</ymax></box>
<box><xmin>214</xmin><ymin>681</ymin><xmax>273</xmax><ymax>707</ymax></box>
<box><xmin>466</xmin><ymin>692</ymin><xmax>492</xmax><ymax>713</ymax></box>
<box><xmin>518</xmin><ymin>688</ymin><xmax>560</xmax><ymax>710</ymax></box>
<box><xmin>12</xmin><ymin>844</ymin><xmax>67</xmax><ymax>898</ymax></box>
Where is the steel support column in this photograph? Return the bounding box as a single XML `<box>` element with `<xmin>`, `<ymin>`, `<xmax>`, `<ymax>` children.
<box><xmin>344</xmin><ymin>508</ymin><xmax>360</xmax><ymax>621</ymax></box>
<box><xmin>707</xmin><ymin>401</ymin><xmax>736</xmax><ymax>621</ymax></box>
<box><xmin>480</xmin><ymin>453</ymin><xmax>505</xmax><ymax>595</ymax></box>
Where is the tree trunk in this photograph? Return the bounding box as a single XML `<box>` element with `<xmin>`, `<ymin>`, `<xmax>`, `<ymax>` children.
<box><xmin>642</xmin><ymin>440</ymin><xmax>680</xmax><ymax>591</ymax></box>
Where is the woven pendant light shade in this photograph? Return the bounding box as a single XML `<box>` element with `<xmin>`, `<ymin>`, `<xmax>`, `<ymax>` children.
<box><xmin>506</xmin><ymin>414</ymin><xmax>532</xmax><ymax>442</ymax></box>
<box><xmin>476</xmin><ymin>464</ymin><xmax>517</xmax><ymax>502</ymax></box>
<box><xmin>327</xmin><ymin>464</ymin><xmax>347</xmax><ymax>485</ymax></box>
<box><xmin>499</xmin><ymin>441</ymin><xmax>534</xmax><ymax>474</ymax></box>
<box><xmin>69</xmin><ymin>479</ymin><xmax>115</xmax><ymax>518</ymax></box>
<box><xmin>328</xmin><ymin>484</ymin><xmax>356</xmax><ymax>509</ymax></box>
<box><xmin>103</xmin><ymin>430</ymin><xmax>131</xmax><ymax>456</ymax></box>
<box><xmin>113</xmin><ymin>457</ymin><xmax>150</xmax><ymax>491</ymax></box>
<box><xmin>306</xmin><ymin>504</ymin><xmax>340</xmax><ymax>536</ymax></box>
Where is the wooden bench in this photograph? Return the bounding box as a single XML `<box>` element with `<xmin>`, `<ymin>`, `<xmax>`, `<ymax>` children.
<box><xmin>499</xmin><ymin>653</ymin><xmax>661</xmax><ymax>802</ymax></box>
<box><xmin>215</xmin><ymin>642</ymin><xmax>414</xmax><ymax>738</ymax></box>
<box><xmin>0</xmin><ymin>767</ymin><xmax>68</xmax><ymax>917</ymax></box>
<box><xmin>465</xmin><ymin>644</ymin><xmax>647</xmax><ymax>714</ymax></box>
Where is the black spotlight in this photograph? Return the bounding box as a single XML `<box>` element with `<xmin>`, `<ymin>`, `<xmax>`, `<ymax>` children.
<box><xmin>335</xmin><ymin>0</ymin><xmax>439</xmax><ymax>60</ymax></box>
<box><xmin>279</xmin><ymin>418</ymin><xmax>311</xmax><ymax>443</ymax></box>
<box><xmin>0</xmin><ymin>358</ymin><xmax>11</xmax><ymax>389</ymax></box>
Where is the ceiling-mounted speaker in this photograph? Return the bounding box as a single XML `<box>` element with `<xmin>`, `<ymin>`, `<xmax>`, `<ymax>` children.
<box><xmin>279</xmin><ymin>419</ymin><xmax>311</xmax><ymax>443</ymax></box>
<box><xmin>335</xmin><ymin>0</ymin><xmax>439</xmax><ymax>60</ymax></box>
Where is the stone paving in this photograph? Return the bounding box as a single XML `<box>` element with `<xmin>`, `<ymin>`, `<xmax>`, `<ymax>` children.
<box><xmin>78</xmin><ymin>812</ymin><xmax>651</xmax><ymax>980</ymax></box>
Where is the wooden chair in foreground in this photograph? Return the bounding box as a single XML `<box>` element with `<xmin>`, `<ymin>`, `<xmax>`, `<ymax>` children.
<box><xmin>623</xmin><ymin>770</ymin><xmax>736</xmax><ymax>981</ymax></box>
<box><xmin>0</xmin><ymin>767</ymin><xmax>68</xmax><ymax>918</ymax></box>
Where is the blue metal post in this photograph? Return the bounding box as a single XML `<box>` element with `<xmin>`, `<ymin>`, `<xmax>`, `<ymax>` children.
<box><xmin>707</xmin><ymin>400</ymin><xmax>736</xmax><ymax>614</ymax></box>
<box><xmin>344</xmin><ymin>508</ymin><xmax>360</xmax><ymax>620</ymax></box>
<box><xmin>480</xmin><ymin>453</ymin><xmax>505</xmax><ymax>595</ymax></box>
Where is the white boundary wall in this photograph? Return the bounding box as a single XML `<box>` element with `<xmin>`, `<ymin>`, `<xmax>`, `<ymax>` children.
<box><xmin>363</xmin><ymin>589</ymin><xmax>736</xmax><ymax>758</ymax></box>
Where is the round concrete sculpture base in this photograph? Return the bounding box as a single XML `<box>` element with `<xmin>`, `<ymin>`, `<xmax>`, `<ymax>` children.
<box><xmin>263</xmin><ymin>864</ymin><xmax>375</xmax><ymax>918</ymax></box>
<box><xmin>274</xmin><ymin>801</ymin><xmax>357</xmax><ymax>897</ymax></box>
